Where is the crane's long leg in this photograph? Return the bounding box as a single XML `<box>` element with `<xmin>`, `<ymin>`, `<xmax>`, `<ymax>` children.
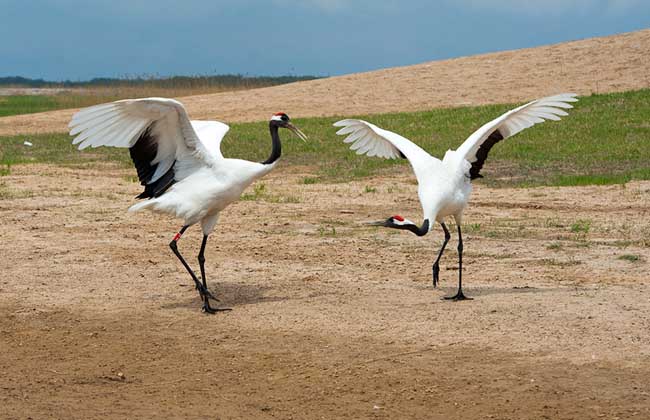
<box><xmin>169</xmin><ymin>226</ymin><xmax>220</xmax><ymax>313</ymax></box>
<box><xmin>198</xmin><ymin>235</ymin><xmax>209</xmax><ymax>291</ymax></box>
<box><xmin>197</xmin><ymin>234</ymin><xmax>231</xmax><ymax>314</ymax></box>
<box><xmin>432</xmin><ymin>222</ymin><xmax>451</xmax><ymax>288</ymax></box>
<box><xmin>444</xmin><ymin>224</ymin><xmax>472</xmax><ymax>301</ymax></box>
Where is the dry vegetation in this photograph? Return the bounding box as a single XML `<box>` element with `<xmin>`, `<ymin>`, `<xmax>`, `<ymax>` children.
<box><xmin>0</xmin><ymin>75</ymin><xmax>315</xmax><ymax>117</ymax></box>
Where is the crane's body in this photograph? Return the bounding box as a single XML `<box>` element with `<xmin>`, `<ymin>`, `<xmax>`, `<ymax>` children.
<box><xmin>418</xmin><ymin>150</ymin><xmax>472</xmax><ymax>224</ymax></box>
<box><xmin>335</xmin><ymin>93</ymin><xmax>578</xmax><ymax>299</ymax></box>
<box><xmin>130</xmin><ymin>156</ymin><xmax>275</xmax><ymax>230</ymax></box>
<box><xmin>69</xmin><ymin>98</ymin><xmax>306</xmax><ymax>313</ymax></box>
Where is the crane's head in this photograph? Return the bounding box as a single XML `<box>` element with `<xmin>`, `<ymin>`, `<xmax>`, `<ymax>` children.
<box><xmin>367</xmin><ymin>215</ymin><xmax>416</xmax><ymax>228</ymax></box>
<box><xmin>366</xmin><ymin>215</ymin><xmax>430</xmax><ymax>236</ymax></box>
<box><xmin>270</xmin><ymin>112</ymin><xmax>308</xmax><ymax>141</ymax></box>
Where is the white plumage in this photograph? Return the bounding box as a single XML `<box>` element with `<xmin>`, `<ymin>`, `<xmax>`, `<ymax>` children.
<box><xmin>69</xmin><ymin>98</ymin><xmax>307</xmax><ymax>313</ymax></box>
<box><xmin>335</xmin><ymin>93</ymin><xmax>578</xmax><ymax>300</ymax></box>
<box><xmin>70</xmin><ymin>98</ymin><xmax>272</xmax><ymax>227</ymax></box>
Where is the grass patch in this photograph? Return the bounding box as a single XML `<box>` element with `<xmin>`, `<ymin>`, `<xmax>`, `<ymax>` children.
<box><xmin>600</xmin><ymin>240</ymin><xmax>634</xmax><ymax>248</ymax></box>
<box><xmin>240</xmin><ymin>183</ymin><xmax>300</xmax><ymax>203</ymax></box>
<box><xmin>318</xmin><ymin>226</ymin><xmax>337</xmax><ymax>237</ymax></box>
<box><xmin>538</xmin><ymin>258</ymin><xmax>582</xmax><ymax>267</ymax></box>
<box><xmin>544</xmin><ymin>218</ymin><xmax>565</xmax><ymax>229</ymax></box>
<box><xmin>364</xmin><ymin>185</ymin><xmax>377</xmax><ymax>193</ymax></box>
<box><xmin>572</xmin><ymin>241</ymin><xmax>591</xmax><ymax>248</ymax></box>
<box><xmin>241</xmin><ymin>183</ymin><xmax>267</xmax><ymax>201</ymax></box>
<box><xmin>466</xmin><ymin>223</ymin><xmax>482</xmax><ymax>233</ymax></box>
<box><xmin>0</xmin><ymin>95</ymin><xmax>63</xmax><ymax>117</ymax></box>
<box><xmin>0</xmin><ymin>133</ymin><xmax>131</xmax><ymax>167</ymax></box>
<box><xmin>570</xmin><ymin>219</ymin><xmax>592</xmax><ymax>234</ymax></box>
<box><xmin>163</xmin><ymin>88</ymin><xmax>650</xmax><ymax>186</ymax></box>
<box><xmin>2</xmin><ymin>89</ymin><xmax>650</xmax><ymax>187</ymax></box>
<box><xmin>301</xmin><ymin>177</ymin><xmax>319</xmax><ymax>185</ymax></box>
<box><xmin>618</xmin><ymin>254</ymin><xmax>641</xmax><ymax>262</ymax></box>
<box><xmin>546</xmin><ymin>242</ymin><xmax>563</xmax><ymax>251</ymax></box>
<box><xmin>0</xmin><ymin>182</ymin><xmax>33</xmax><ymax>199</ymax></box>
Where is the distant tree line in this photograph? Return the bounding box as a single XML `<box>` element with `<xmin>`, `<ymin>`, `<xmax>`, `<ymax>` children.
<box><xmin>0</xmin><ymin>74</ymin><xmax>320</xmax><ymax>88</ymax></box>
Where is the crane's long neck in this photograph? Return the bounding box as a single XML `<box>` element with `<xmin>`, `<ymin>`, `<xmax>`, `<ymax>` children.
<box><xmin>392</xmin><ymin>219</ymin><xmax>430</xmax><ymax>236</ymax></box>
<box><xmin>262</xmin><ymin>123</ymin><xmax>281</xmax><ymax>165</ymax></box>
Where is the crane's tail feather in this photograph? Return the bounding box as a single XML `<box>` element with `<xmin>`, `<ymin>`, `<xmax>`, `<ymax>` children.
<box><xmin>128</xmin><ymin>200</ymin><xmax>155</xmax><ymax>213</ymax></box>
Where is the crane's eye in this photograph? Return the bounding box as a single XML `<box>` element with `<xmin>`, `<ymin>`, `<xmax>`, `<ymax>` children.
<box><xmin>281</xmin><ymin>114</ymin><xmax>289</xmax><ymax>122</ymax></box>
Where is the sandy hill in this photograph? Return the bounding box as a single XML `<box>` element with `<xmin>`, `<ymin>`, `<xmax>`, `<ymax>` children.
<box><xmin>1</xmin><ymin>29</ymin><xmax>649</xmax><ymax>136</ymax></box>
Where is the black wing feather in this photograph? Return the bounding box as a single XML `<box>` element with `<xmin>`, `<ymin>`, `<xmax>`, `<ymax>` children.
<box><xmin>469</xmin><ymin>129</ymin><xmax>504</xmax><ymax>180</ymax></box>
<box><xmin>129</xmin><ymin>125</ymin><xmax>176</xmax><ymax>199</ymax></box>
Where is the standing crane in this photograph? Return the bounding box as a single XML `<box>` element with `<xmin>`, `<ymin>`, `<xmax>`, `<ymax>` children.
<box><xmin>335</xmin><ymin>93</ymin><xmax>578</xmax><ymax>300</ymax></box>
<box><xmin>69</xmin><ymin>98</ymin><xmax>307</xmax><ymax>313</ymax></box>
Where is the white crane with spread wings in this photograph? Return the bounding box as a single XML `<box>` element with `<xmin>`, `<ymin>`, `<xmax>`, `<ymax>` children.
<box><xmin>70</xmin><ymin>98</ymin><xmax>307</xmax><ymax>313</ymax></box>
<box><xmin>335</xmin><ymin>93</ymin><xmax>578</xmax><ymax>300</ymax></box>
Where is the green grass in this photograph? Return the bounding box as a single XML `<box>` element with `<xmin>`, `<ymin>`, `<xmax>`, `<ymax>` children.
<box><xmin>466</xmin><ymin>223</ymin><xmax>482</xmax><ymax>233</ymax></box>
<box><xmin>0</xmin><ymin>132</ymin><xmax>131</xmax><ymax>167</ymax></box>
<box><xmin>570</xmin><ymin>219</ymin><xmax>592</xmax><ymax>234</ymax></box>
<box><xmin>618</xmin><ymin>254</ymin><xmax>641</xmax><ymax>262</ymax></box>
<box><xmin>0</xmin><ymin>93</ymin><xmax>146</xmax><ymax>116</ymax></box>
<box><xmin>0</xmin><ymin>95</ymin><xmax>64</xmax><ymax>117</ymax></box>
<box><xmin>2</xmin><ymin>89</ymin><xmax>650</xmax><ymax>188</ymax></box>
<box><xmin>240</xmin><ymin>182</ymin><xmax>300</xmax><ymax>203</ymax></box>
<box><xmin>221</xmin><ymin>89</ymin><xmax>650</xmax><ymax>187</ymax></box>
<box><xmin>301</xmin><ymin>177</ymin><xmax>319</xmax><ymax>185</ymax></box>
<box><xmin>364</xmin><ymin>185</ymin><xmax>377</xmax><ymax>193</ymax></box>
<box><xmin>318</xmin><ymin>226</ymin><xmax>337</xmax><ymax>237</ymax></box>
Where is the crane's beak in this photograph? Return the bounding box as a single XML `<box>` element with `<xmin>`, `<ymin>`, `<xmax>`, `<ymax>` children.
<box><xmin>286</xmin><ymin>122</ymin><xmax>308</xmax><ymax>142</ymax></box>
<box><xmin>364</xmin><ymin>220</ymin><xmax>389</xmax><ymax>227</ymax></box>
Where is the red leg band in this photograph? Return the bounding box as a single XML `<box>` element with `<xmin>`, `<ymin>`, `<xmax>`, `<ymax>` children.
<box><xmin>172</xmin><ymin>232</ymin><xmax>182</xmax><ymax>242</ymax></box>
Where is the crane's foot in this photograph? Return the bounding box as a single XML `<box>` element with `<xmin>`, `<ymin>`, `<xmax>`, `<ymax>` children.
<box><xmin>201</xmin><ymin>304</ymin><xmax>232</xmax><ymax>314</ymax></box>
<box><xmin>432</xmin><ymin>264</ymin><xmax>440</xmax><ymax>288</ymax></box>
<box><xmin>443</xmin><ymin>290</ymin><xmax>473</xmax><ymax>301</ymax></box>
<box><xmin>195</xmin><ymin>283</ymin><xmax>220</xmax><ymax>302</ymax></box>
<box><xmin>201</xmin><ymin>300</ymin><xmax>232</xmax><ymax>314</ymax></box>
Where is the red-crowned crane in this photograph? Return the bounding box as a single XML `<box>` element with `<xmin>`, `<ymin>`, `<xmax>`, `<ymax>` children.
<box><xmin>69</xmin><ymin>98</ymin><xmax>307</xmax><ymax>313</ymax></box>
<box><xmin>334</xmin><ymin>93</ymin><xmax>578</xmax><ymax>300</ymax></box>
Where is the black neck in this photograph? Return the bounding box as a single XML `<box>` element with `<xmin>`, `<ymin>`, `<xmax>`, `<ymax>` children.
<box><xmin>393</xmin><ymin>219</ymin><xmax>430</xmax><ymax>236</ymax></box>
<box><xmin>262</xmin><ymin>122</ymin><xmax>282</xmax><ymax>165</ymax></box>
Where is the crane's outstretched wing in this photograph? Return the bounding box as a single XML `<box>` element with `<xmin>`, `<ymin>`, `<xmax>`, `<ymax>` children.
<box><xmin>69</xmin><ymin>98</ymin><xmax>229</xmax><ymax>198</ymax></box>
<box><xmin>190</xmin><ymin>120</ymin><xmax>230</xmax><ymax>160</ymax></box>
<box><xmin>456</xmin><ymin>93</ymin><xmax>578</xmax><ymax>179</ymax></box>
<box><xmin>333</xmin><ymin>119</ymin><xmax>439</xmax><ymax>181</ymax></box>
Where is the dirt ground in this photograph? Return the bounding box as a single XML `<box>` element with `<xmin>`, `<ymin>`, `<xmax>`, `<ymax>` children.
<box><xmin>1</xmin><ymin>163</ymin><xmax>649</xmax><ymax>419</ymax></box>
<box><xmin>1</xmin><ymin>29</ymin><xmax>649</xmax><ymax>136</ymax></box>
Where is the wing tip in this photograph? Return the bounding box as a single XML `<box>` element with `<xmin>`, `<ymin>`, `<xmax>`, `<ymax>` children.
<box><xmin>551</xmin><ymin>92</ymin><xmax>579</xmax><ymax>102</ymax></box>
<box><xmin>333</xmin><ymin>119</ymin><xmax>361</xmax><ymax>128</ymax></box>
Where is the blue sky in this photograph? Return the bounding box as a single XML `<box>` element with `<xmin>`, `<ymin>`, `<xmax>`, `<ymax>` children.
<box><xmin>1</xmin><ymin>0</ymin><xmax>648</xmax><ymax>80</ymax></box>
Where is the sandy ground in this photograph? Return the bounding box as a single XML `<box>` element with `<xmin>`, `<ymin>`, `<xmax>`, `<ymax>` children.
<box><xmin>1</xmin><ymin>29</ymin><xmax>649</xmax><ymax>136</ymax></box>
<box><xmin>1</xmin><ymin>163</ymin><xmax>649</xmax><ymax>419</ymax></box>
